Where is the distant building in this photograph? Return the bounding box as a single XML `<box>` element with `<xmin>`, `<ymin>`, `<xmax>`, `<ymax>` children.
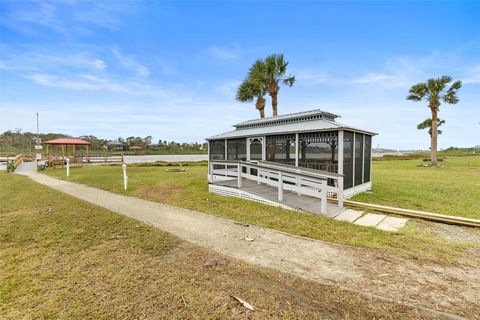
<box><xmin>107</xmin><ymin>140</ymin><xmax>124</xmax><ymax>151</ymax></box>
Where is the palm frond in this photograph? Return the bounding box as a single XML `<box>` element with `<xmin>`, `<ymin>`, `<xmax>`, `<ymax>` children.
<box><xmin>235</xmin><ymin>80</ymin><xmax>256</xmax><ymax>102</ymax></box>
<box><xmin>407</xmin><ymin>82</ymin><xmax>428</xmax><ymax>101</ymax></box>
<box><xmin>439</xmin><ymin>75</ymin><xmax>452</xmax><ymax>87</ymax></box>
<box><xmin>283</xmin><ymin>75</ymin><xmax>296</xmax><ymax>86</ymax></box>
<box><xmin>449</xmin><ymin>80</ymin><xmax>462</xmax><ymax>90</ymax></box>
<box><xmin>417</xmin><ymin>118</ymin><xmax>432</xmax><ymax>130</ymax></box>
<box><xmin>417</xmin><ymin>118</ymin><xmax>445</xmax><ymax>130</ymax></box>
<box><xmin>443</xmin><ymin>93</ymin><xmax>459</xmax><ymax>104</ymax></box>
<box><xmin>406</xmin><ymin>94</ymin><xmax>422</xmax><ymax>101</ymax></box>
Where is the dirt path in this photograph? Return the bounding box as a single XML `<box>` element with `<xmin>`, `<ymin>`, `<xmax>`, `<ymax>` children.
<box><xmin>22</xmin><ymin>172</ymin><xmax>480</xmax><ymax>318</ymax></box>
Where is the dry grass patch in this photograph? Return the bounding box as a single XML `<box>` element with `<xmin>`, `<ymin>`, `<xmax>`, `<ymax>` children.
<box><xmin>134</xmin><ymin>185</ymin><xmax>185</xmax><ymax>203</ymax></box>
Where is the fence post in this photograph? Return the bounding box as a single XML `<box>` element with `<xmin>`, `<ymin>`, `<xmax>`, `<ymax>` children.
<box><xmin>278</xmin><ymin>171</ymin><xmax>283</xmax><ymax>201</ymax></box>
<box><xmin>237</xmin><ymin>163</ymin><xmax>242</xmax><ymax>188</ymax></box>
<box><xmin>296</xmin><ymin>170</ymin><xmax>301</xmax><ymax>195</ymax></box>
<box><xmin>320</xmin><ymin>180</ymin><xmax>327</xmax><ymax>214</ymax></box>
<box><xmin>338</xmin><ymin>177</ymin><xmax>344</xmax><ymax>207</ymax></box>
<box><xmin>66</xmin><ymin>157</ymin><xmax>70</xmax><ymax>177</ymax></box>
<box><xmin>122</xmin><ymin>163</ymin><xmax>128</xmax><ymax>190</ymax></box>
<box><xmin>209</xmin><ymin>162</ymin><xmax>214</xmax><ymax>183</ymax></box>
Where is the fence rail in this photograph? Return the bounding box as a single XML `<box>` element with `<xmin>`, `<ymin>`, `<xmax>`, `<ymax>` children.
<box><xmin>44</xmin><ymin>154</ymin><xmax>124</xmax><ymax>164</ymax></box>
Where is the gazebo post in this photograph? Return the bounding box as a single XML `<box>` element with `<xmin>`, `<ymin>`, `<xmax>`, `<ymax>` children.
<box><xmin>362</xmin><ymin>134</ymin><xmax>365</xmax><ymax>184</ymax></box>
<box><xmin>337</xmin><ymin>130</ymin><xmax>344</xmax><ymax>207</ymax></box>
<box><xmin>207</xmin><ymin>141</ymin><xmax>211</xmax><ymax>182</ymax></box>
<box><xmin>224</xmin><ymin>139</ymin><xmax>227</xmax><ymax>159</ymax></box>
<box><xmin>295</xmin><ymin>133</ymin><xmax>301</xmax><ymax>193</ymax></box>
<box><xmin>262</xmin><ymin>136</ymin><xmax>266</xmax><ymax>161</ymax></box>
<box><xmin>295</xmin><ymin>133</ymin><xmax>299</xmax><ymax>167</ymax></box>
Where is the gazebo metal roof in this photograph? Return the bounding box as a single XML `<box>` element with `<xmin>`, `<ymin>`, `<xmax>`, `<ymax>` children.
<box><xmin>206</xmin><ymin>109</ymin><xmax>376</xmax><ymax>140</ymax></box>
<box><xmin>234</xmin><ymin>109</ymin><xmax>339</xmax><ymax>128</ymax></box>
<box><xmin>44</xmin><ymin>138</ymin><xmax>91</xmax><ymax>145</ymax></box>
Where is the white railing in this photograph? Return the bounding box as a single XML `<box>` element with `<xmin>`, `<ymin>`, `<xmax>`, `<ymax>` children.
<box><xmin>209</xmin><ymin>160</ymin><xmax>344</xmax><ymax>214</ymax></box>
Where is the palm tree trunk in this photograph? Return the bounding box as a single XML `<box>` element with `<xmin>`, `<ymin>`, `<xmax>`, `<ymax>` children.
<box><xmin>259</xmin><ymin>107</ymin><xmax>265</xmax><ymax>118</ymax></box>
<box><xmin>272</xmin><ymin>93</ymin><xmax>278</xmax><ymax>116</ymax></box>
<box><xmin>256</xmin><ymin>97</ymin><xmax>266</xmax><ymax>118</ymax></box>
<box><xmin>430</xmin><ymin>108</ymin><xmax>438</xmax><ymax>166</ymax></box>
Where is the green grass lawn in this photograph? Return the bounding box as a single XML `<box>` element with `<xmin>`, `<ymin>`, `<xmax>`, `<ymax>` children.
<box><xmin>43</xmin><ymin>158</ymin><xmax>478</xmax><ymax>263</ymax></box>
<box><xmin>1</xmin><ymin>173</ymin><xmax>430</xmax><ymax>319</ymax></box>
<box><xmin>352</xmin><ymin>155</ymin><xmax>480</xmax><ymax>219</ymax></box>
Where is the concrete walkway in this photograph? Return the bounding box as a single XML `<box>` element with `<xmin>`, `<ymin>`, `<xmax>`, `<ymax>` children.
<box><xmin>335</xmin><ymin>210</ymin><xmax>408</xmax><ymax>232</ymax></box>
<box><xmin>17</xmin><ymin>172</ymin><xmax>480</xmax><ymax>317</ymax></box>
<box><xmin>15</xmin><ymin>161</ymin><xmax>37</xmax><ymax>174</ymax></box>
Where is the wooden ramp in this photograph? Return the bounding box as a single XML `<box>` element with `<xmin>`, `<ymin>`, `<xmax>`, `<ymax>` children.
<box><xmin>212</xmin><ymin>179</ymin><xmax>345</xmax><ymax>218</ymax></box>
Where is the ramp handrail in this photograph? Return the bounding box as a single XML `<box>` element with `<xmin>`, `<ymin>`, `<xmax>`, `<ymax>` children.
<box><xmin>256</xmin><ymin>160</ymin><xmax>342</xmax><ymax>180</ymax></box>
<box><xmin>209</xmin><ymin>160</ymin><xmax>343</xmax><ymax>213</ymax></box>
<box><xmin>13</xmin><ymin>153</ymin><xmax>24</xmax><ymax>170</ymax></box>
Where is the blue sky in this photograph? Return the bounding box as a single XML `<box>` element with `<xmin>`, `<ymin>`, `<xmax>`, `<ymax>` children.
<box><xmin>0</xmin><ymin>1</ymin><xmax>479</xmax><ymax>149</ymax></box>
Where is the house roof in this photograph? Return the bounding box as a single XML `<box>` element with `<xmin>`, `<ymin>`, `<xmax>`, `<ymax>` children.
<box><xmin>107</xmin><ymin>140</ymin><xmax>124</xmax><ymax>145</ymax></box>
<box><xmin>44</xmin><ymin>138</ymin><xmax>91</xmax><ymax>145</ymax></box>
<box><xmin>206</xmin><ymin>109</ymin><xmax>376</xmax><ymax>140</ymax></box>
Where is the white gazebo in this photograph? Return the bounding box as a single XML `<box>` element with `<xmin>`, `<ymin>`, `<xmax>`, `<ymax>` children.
<box><xmin>206</xmin><ymin>109</ymin><xmax>376</xmax><ymax>215</ymax></box>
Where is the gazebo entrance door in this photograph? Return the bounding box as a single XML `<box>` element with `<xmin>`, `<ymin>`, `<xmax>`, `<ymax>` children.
<box><xmin>246</xmin><ymin>137</ymin><xmax>264</xmax><ymax>162</ymax></box>
<box><xmin>246</xmin><ymin>137</ymin><xmax>264</xmax><ymax>177</ymax></box>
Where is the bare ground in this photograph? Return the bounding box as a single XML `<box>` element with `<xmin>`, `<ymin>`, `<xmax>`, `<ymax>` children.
<box><xmin>22</xmin><ymin>172</ymin><xmax>480</xmax><ymax>318</ymax></box>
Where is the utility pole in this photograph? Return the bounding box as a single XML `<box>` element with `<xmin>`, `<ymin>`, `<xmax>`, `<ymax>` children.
<box><xmin>36</xmin><ymin>112</ymin><xmax>39</xmax><ymax>141</ymax></box>
<box><xmin>34</xmin><ymin>112</ymin><xmax>43</xmax><ymax>161</ymax></box>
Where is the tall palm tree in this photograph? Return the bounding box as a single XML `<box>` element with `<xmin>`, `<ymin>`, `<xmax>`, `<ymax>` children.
<box><xmin>264</xmin><ymin>54</ymin><xmax>295</xmax><ymax>116</ymax></box>
<box><xmin>407</xmin><ymin>76</ymin><xmax>461</xmax><ymax>166</ymax></box>
<box><xmin>236</xmin><ymin>60</ymin><xmax>267</xmax><ymax>118</ymax></box>
<box><xmin>417</xmin><ymin>118</ymin><xmax>445</xmax><ymax>137</ymax></box>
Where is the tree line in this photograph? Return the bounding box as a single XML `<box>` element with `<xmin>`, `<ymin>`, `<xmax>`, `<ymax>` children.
<box><xmin>0</xmin><ymin>130</ymin><xmax>207</xmax><ymax>154</ymax></box>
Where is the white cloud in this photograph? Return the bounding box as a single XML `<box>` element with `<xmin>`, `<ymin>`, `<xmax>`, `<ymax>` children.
<box><xmin>0</xmin><ymin>45</ymin><xmax>182</xmax><ymax>100</ymax></box>
<box><xmin>112</xmin><ymin>48</ymin><xmax>150</xmax><ymax>77</ymax></box>
<box><xmin>462</xmin><ymin>64</ymin><xmax>480</xmax><ymax>84</ymax></box>
<box><xmin>0</xmin><ymin>0</ymin><xmax>136</xmax><ymax>35</ymax></box>
<box><xmin>294</xmin><ymin>53</ymin><xmax>479</xmax><ymax>89</ymax></box>
<box><xmin>22</xmin><ymin>72</ymin><xmax>192</xmax><ymax>103</ymax></box>
<box><xmin>294</xmin><ymin>69</ymin><xmax>339</xmax><ymax>84</ymax></box>
<box><xmin>205</xmin><ymin>45</ymin><xmax>240</xmax><ymax>60</ymax></box>
<box><xmin>216</xmin><ymin>80</ymin><xmax>241</xmax><ymax>97</ymax></box>
<box><xmin>351</xmin><ymin>73</ymin><xmax>399</xmax><ymax>85</ymax></box>
<box><xmin>295</xmin><ymin>69</ymin><xmax>408</xmax><ymax>87</ymax></box>
<box><xmin>0</xmin><ymin>51</ymin><xmax>108</xmax><ymax>72</ymax></box>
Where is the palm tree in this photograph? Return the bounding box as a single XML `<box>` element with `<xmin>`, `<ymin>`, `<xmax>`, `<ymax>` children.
<box><xmin>264</xmin><ymin>54</ymin><xmax>295</xmax><ymax>116</ymax></box>
<box><xmin>407</xmin><ymin>76</ymin><xmax>461</xmax><ymax>166</ymax></box>
<box><xmin>236</xmin><ymin>60</ymin><xmax>267</xmax><ymax>118</ymax></box>
<box><xmin>417</xmin><ymin>118</ymin><xmax>445</xmax><ymax>137</ymax></box>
